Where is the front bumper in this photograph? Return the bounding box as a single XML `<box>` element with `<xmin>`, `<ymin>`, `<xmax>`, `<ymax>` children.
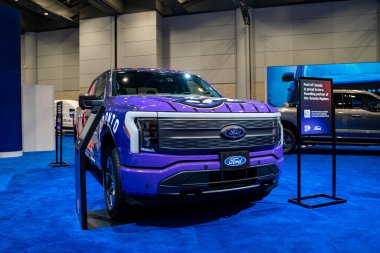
<box><xmin>119</xmin><ymin>146</ymin><xmax>283</xmax><ymax>197</ymax></box>
<box><xmin>158</xmin><ymin>163</ymin><xmax>279</xmax><ymax>196</ymax></box>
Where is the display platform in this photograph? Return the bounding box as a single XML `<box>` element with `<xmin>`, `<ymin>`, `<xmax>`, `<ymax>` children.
<box><xmin>0</xmin><ymin>140</ymin><xmax>379</xmax><ymax>252</ymax></box>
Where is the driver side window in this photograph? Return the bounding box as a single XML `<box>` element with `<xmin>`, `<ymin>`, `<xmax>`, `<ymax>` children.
<box><xmin>95</xmin><ymin>74</ymin><xmax>107</xmax><ymax>98</ymax></box>
<box><xmin>88</xmin><ymin>74</ymin><xmax>107</xmax><ymax>99</ymax></box>
<box><xmin>88</xmin><ymin>79</ymin><xmax>99</xmax><ymax>95</ymax></box>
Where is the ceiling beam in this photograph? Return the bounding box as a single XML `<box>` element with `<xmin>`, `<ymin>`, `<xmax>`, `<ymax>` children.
<box><xmin>159</xmin><ymin>0</ymin><xmax>187</xmax><ymax>15</ymax></box>
<box><xmin>87</xmin><ymin>0</ymin><xmax>123</xmax><ymax>16</ymax></box>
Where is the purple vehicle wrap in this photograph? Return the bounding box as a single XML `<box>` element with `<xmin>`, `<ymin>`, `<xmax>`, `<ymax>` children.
<box><xmin>81</xmin><ymin>68</ymin><xmax>283</xmax><ymax>203</ymax></box>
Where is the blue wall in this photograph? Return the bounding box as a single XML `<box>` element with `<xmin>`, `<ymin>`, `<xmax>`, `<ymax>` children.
<box><xmin>0</xmin><ymin>7</ymin><xmax>22</xmax><ymax>154</ymax></box>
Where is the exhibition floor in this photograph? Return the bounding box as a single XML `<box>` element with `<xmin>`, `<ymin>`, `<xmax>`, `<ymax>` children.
<box><xmin>0</xmin><ymin>137</ymin><xmax>379</xmax><ymax>252</ymax></box>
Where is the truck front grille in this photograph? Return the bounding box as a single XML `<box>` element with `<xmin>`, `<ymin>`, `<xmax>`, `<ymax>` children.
<box><xmin>158</xmin><ymin>117</ymin><xmax>280</xmax><ymax>154</ymax></box>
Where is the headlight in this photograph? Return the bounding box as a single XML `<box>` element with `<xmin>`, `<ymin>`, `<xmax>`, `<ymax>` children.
<box><xmin>136</xmin><ymin>118</ymin><xmax>158</xmax><ymax>152</ymax></box>
<box><xmin>278</xmin><ymin>119</ymin><xmax>283</xmax><ymax>147</ymax></box>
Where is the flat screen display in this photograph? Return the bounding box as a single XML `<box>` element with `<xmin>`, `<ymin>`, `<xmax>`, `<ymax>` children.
<box><xmin>267</xmin><ymin>62</ymin><xmax>380</xmax><ymax>107</ymax></box>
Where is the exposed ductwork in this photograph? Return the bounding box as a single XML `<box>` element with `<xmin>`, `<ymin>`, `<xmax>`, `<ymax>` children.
<box><xmin>5</xmin><ymin>0</ymin><xmax>78</xmax><ymax>28</ymax></box>
<box><xmin>2</xmin><ymin>0</ymin><xmax>348</xmax><ymax>32</ymax></box>
<box><xmin>31</xmin><ymin>0</ymin><xmax>80</xmax><ymax>22</ymax></box>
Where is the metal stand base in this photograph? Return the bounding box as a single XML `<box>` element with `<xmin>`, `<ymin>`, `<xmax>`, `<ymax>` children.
<box><xmin>87</xmin><ymin>209</ymin><xmax>123</xmax><ymax>230</ymax></box>
<box><xmin>49</xmin><ymin>162</ymin><xmax>70</xmax><ymax>167</ymax></box>
<box><xmin>288</xmin><ymin>193</ymin><xmax>347</xmax><ymax>209</ymax></box>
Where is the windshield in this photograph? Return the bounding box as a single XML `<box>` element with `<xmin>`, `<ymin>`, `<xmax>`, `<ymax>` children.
<box><xmin>112</xmin><ymin>70</ymin><xmax>221</xmax><ymax>98</ymax></box>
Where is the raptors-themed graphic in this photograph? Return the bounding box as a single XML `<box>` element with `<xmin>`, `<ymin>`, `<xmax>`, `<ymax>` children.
<box><xmin>174</xmin><ymin>97</ymin><xmax>245</xmax><ymax>108</ymax></box>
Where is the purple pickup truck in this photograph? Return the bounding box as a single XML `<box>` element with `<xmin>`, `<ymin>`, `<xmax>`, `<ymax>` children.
<box><xmin>76</xmin><ymin>68</ymin><xmax>284</xmax><ymax>220</ymax></box>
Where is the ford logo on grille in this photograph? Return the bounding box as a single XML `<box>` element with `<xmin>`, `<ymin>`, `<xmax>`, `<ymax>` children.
<box><xmin>220</xmin><ymin>125</ymin><xmax>246</xmax><ymax>140</ymax></box>
<box><xmin>224</xmin><ymin>156</ymin><xmax>247</xmax><ymax>166</ymax></box>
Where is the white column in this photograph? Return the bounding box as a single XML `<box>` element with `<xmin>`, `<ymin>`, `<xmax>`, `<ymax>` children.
<box><xmin>235</xmin><ymin>8</ymin><xmax>251</xmax><ymax>99</ymax></box>
<box><xmin>80</xmin><ymin>17</ymin><xmax>115</xmax><ymax>89</ymax></box>
<box><xmin>24</xmin><ymin>32</ymin><xmax>37</xmax><ymax>85</ymax></box>
<box><xmin>118</xmin><ymin>12</ymin><xmax>161</xmax><ymax>68</ymax></box>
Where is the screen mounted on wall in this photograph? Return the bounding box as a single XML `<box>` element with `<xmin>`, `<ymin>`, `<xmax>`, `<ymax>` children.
<box><xmin>267</xmin><ymin>62</ymin><xmax>380</xmax><ymax>108</ymax></box>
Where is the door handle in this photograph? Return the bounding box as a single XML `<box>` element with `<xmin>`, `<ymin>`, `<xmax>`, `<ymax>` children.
<box><xmin>351</xmin><ymin>114</ymin><xmax>362</xmax><ymax>118</ymax></box>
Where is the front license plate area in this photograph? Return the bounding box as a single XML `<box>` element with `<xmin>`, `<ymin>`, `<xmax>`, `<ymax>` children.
<box><xmin>220</xmin><ymin>150</ymin><xmax>250</xmax><ymax>170</ymax></box>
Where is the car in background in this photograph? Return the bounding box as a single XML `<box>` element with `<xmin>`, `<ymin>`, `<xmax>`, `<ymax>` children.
<box><xmin>75</xmin><ymin>68</ymin><xmax>284</xmax><ymax>220</ymax></box>
<box><xmin>54</xmin><ymin>100</ymin><xmax>78</xmax><ymax>132</ymax></box>
<box><xmin>280</xmin><ymin>90</ymin><xmax>380</xmax><ymax>153</ymax></box>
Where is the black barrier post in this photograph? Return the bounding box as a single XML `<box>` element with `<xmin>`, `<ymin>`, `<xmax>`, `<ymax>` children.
<box><xmin>332</xmin><ymin>94</ymin><xmax>337</xmax><ymax>197</ymax></box>
<box><xmin>296</xmin><ymin>79</ymin><xmax>302</xmax><ymax>201</ymax></box>
<box><xmin>54</xmin><ymin>130</ymin><xmax>58</xmax><ymax>163</ymax></box>
<box><xmin>50</xmin><ymin>101</ymin><xmax>69</xmax><ymax>167</ymax></box>
<box><xmin>75</xmin><ymin>106</ymin><xmax>105</xmax><ymax>230</ymax></box>
<box><xmin>288</xmin><ymin>77</ymin><xmax>347</xmax><ymax>208</ymax></box>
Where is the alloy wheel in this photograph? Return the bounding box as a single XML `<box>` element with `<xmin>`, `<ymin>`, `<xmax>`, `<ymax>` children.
<box><xmin>105</xmin><ymin>156</ymin><xmax>116</xmax><ymax>209</ymax></box>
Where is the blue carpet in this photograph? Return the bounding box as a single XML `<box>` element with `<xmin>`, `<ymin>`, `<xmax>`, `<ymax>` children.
<box><xmin>0</xmin><ymin>137</ymin><xmax>379</xmax><ymax>252</ymax></box>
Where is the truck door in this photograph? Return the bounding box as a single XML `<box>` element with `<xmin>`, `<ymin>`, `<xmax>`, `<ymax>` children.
<box><xmin>347</xmin><ymin>93</ymin><xmax>380</xmax><ymax>139</ymax></box>
<box><xmin>89</xmin><ymin>74</ymin><xmax>107</xmax><ymax>166</ymax></box>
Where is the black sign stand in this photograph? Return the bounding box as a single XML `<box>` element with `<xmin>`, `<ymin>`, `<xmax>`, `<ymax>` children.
<box><xmin>75</xmin><ymin>106</ymin><xmax>105</xmax><ymax>230</ymax></box>
<box><xmin>50</xmin><ymin>101</ymin><xmax>69</xmax><ymax>167</ymax></box>
<box><xmin>288</xmin><ymin>77</ymin><xmax>347</xmax><ymax>208</ymax></box>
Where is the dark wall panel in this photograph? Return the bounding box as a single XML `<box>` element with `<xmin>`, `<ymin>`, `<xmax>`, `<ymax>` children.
<box><xmin>0</xmin><ymin>6</ymin><xmax>22</xmax><ymax>155</ymax></box>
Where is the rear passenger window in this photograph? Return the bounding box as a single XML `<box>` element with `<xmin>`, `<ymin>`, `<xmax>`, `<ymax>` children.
<box><xmin>334</xmin><ymin>93</ymin><xmax>344</xmax><ymax>108</ymax></box>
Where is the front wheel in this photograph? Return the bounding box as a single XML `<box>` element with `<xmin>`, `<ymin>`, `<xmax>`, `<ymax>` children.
<box><xmin>283</xmin><ymin>128</ymin><xmax>297</xmax><ymax>154</ymax></box>
<box><xmin>102</xmin><ymin>146</ymin><xmax>129</xmax><ymax>221</ymax></box>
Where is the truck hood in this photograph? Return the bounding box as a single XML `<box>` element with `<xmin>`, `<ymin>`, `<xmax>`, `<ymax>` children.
<box><xmin>108</xmin><ymin>95</ymin><xmax>277</xmax><ymax>113</ymax></box>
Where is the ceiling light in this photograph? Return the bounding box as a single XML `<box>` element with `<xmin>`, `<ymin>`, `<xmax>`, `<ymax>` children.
<box><xmin>44</xmin><ymin>12</ymin><xmax>49</xmax><ymax>16</ymax></box>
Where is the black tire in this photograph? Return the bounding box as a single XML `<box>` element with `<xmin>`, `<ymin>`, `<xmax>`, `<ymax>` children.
<box><xmin>102</xmin><ymin>146</ymin><xmax>129</xmax><ymax>220</ymax></box>
<box><xmin>283</xmin><ymin>128</ymin><xmax>297</xmax><ymax>154</ymax></box>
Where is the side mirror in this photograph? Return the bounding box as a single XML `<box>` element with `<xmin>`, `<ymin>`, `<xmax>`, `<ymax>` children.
<box><xmin>282</xmin><ymin>72</ymin><xmax>295</xmax><ymax>82</ymax></box>
<box><xmin>79</xmin><ymin>94</ymin><xmax>103</xmax><ymax>110</ymax></box>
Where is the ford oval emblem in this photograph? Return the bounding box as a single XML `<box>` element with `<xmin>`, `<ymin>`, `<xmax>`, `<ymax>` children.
<box><xmin>224</xmin><ymin>156</ymin><xmax>247</xmax><ymax>167</ymax></box>
<box><xmin>220</xmin><ymin>125</ymin><xmax>246</xmax><ymax>140</ymax></box>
